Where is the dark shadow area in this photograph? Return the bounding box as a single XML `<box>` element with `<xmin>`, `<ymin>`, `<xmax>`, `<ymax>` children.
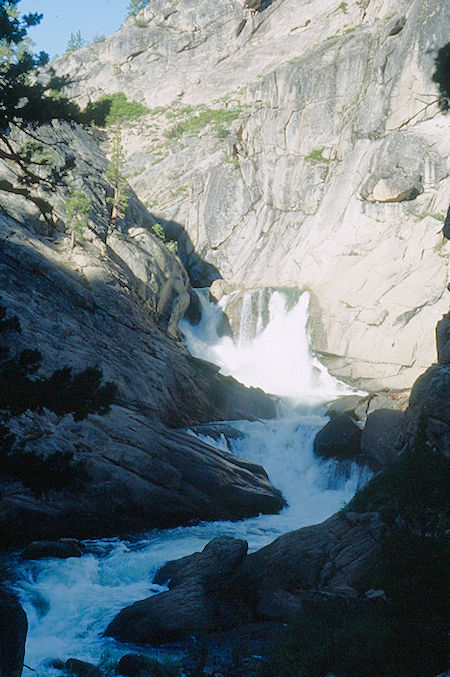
<box><xmin>151</xmin><ymin>215</ymin><xmax>221</xmax><ymax>288</ymax></box>
<box><xmin>433</xmin><ymin>42</ymin><xmax>450</xmax><ymax>111</ymax></box>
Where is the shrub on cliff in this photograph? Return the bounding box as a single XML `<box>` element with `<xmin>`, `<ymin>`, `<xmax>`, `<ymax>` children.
<box><xmin>0</xmin><ymin>302</ymin><xmax>117</xmax><ymax>497</ymax></box>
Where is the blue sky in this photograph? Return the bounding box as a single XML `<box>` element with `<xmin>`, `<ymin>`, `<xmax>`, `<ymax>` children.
<box><xmin>17</xmin><ymin>0</ymin><xmax>131</xmax><ymax>59</ymax></box>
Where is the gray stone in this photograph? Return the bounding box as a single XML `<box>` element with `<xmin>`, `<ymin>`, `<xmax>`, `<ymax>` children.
<box><xmin>360</xmin><ymin>409</ymin><xmax>404</xmax><ymax>469</ymax></box>
<box><xmin>48</xmin><ymin>0</ymin><xmax>450</xmax><ymax>389</ymax></box>
<box><xmin>0</xmin><ymin>590</ymin><xmax>27</xmax><ymax>677</ymax></box>
<box><xmin>313</xmin><ymin>414</ymin><xmax>362</xmax><ymax>461</ymax></box>
<box><xmin>21</xmin><ymin>540</ymin><xmax>83</xmax><ymax>560</ymax></box>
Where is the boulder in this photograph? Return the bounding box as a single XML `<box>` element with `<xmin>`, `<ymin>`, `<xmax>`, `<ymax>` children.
<box><xmin>116</xmin><ymin>654</ymin><xmax>170</xmax><ymax>677</ymax></box>
<box><xmin>106</xmin><ymin>513</ymin><xmax>383</xmax><ymax>643</ymax></box>
<box><xmin>105</xmin><ymin>582</ymin><xmax>215</xmax><ymax>644</ymax></box>
<box><xmin>0</xmin><ymin>589</ymin><xmax>27</xmax><ymax>677</ymax></box>
<box><xmin>360</xmin><ymin>409</ymin><xmax>404</xmax><ymax>470</ymax></box>
<box><xmin>107</xmin><ymin>538</ymin><xmax>250</xmax><ymax>645</ymax></box>
<box><xmin>436</xmin><ymin>312</ymin><xmax>450</xmax><ymax>365</ymax></box>
<box><xmin>154</xmin><ymin>536</ymin><xmax>248</xmax><ymax>588</ymax></box>
<box><xmin>21</xmin><ymin>540</ymin><xmax>83</xmax><ymax>560</ymax></box>
<box><xmin>313</xmin><ymin>414</ymin><xmax>362</xmax><ymax>461</ymax></box>
<box><xmin>63</xmin><ymin>659</ymin><xmax>101</xmax><ymax>677</ymax></box>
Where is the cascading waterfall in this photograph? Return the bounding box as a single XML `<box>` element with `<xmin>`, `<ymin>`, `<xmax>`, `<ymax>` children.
<box><xmin>10</xmin><ymin>289</ymin><xmax>369</xmax><ymax>674</ymax></box>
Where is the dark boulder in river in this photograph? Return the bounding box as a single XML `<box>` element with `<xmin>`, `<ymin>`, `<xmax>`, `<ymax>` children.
<box><xmin>0</xmin><ymin>589</ymin><xmax>27</xmax><ymax>677</ymax></box>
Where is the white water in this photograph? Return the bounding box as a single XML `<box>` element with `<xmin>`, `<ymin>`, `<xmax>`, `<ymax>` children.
<box><xmin>12</xmin><ymin>289</ymin><xmax>368</xmax><ymax>674</ymax></box>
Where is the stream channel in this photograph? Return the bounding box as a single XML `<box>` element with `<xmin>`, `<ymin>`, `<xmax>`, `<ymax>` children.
<box><xmin>10</xmin><ymin>289</ymin><xmax>370</xmax><ymax>674</ymax></box>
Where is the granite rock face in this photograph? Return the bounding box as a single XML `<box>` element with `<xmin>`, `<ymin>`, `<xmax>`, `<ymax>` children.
<box><xmin>105</xmin><ymin>512</ymin><xmax>383</xmax><ymax>645</ymax></box>
<box><xmin>0</xmin><ymin>590</ymin><xmax>27</xmax><ymax>677</ymax></box>
<box><xmin>403</xmin><ymin>313</ymin><xmax>450</xmax><ymax>456</ymax></box>
<box><xmin>51</xmin><ymin>0</ymin><xmax>450</xmax><ymax>390</ymax></box>
<box><xmin>0</xmin><ymin>122</ymin><xmax>282</xmax><ymax>546</ymax></box>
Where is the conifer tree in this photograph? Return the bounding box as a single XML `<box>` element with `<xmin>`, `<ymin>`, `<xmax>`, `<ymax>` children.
<box><xmin>64</xmin><ymin>189</ymin><xmax>91</xmax><ymax>249</ymax></box>
<box><xmin>0</xmin><ymin>1</ymin><xmax>81</xmax><ymax>218</ymax></box>
<box><xmin>106</xmin><ymin>126</ymin><xmax>129</xmax><ymax>228</ymax></box>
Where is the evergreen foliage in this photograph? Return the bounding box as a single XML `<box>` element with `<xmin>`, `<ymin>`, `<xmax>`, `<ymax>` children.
<box><xmin>0</xmin><ymin>302</ymin><xmax>117</xmax><ymax>497</ymax></box>
<box><xmin>106</xmin><ymin>126</ymin><xmax>129</xmax><ymax>227</ymax></box>
<box><xmin>152</xmin><ymin>222</ymin><xmax>178</xmax><ymax>254</ymax></box>
<box><xmin>126</xmin><ymin>0</ymin><xmax>150</xmax><ymax>18</ymax></box>
<box><xmin>65</xmin><ymin>30</ymin><xmax>85</xmax><ymax>54</ymax></box>
<box><xmin>0</xmin><ymin>0</ymin><xmax>82</xmax><ymax>219</ymax></box>
<box><xmin>83</xmin><ymin>92</ymin><xmax>149</xmax><ymax>127</ymax></box>
<box><xmin>64</xmin><ymin>189</ymin><xmax>91</xmax><ymax>249</ymax></box>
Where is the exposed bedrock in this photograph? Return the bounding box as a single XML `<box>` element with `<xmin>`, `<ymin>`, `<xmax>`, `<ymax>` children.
<box><xmin>51</xmin><ymin>0</ymin><xmax>450</xmax><ymax>390</ymax></box>
<box><xmin>0</xmin><ymin>123</ymin><xmax>281</xmax><ymax>547</ymax></box>
<box><xmin>105</xmin><ymin>512</ymin><xmax>383</xmax><ymax>645</ymax></box>
<box><xmin>314</xmin><ymin>312</ymin><xmax>450</xmax><ymax>468</ymax></box>
<box><xmin>0</xmin><ymin>589</ymin><xmax>27</xmax><ymax>677</ymax></box>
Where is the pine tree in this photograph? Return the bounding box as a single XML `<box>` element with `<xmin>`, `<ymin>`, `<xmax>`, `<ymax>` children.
<box><xmin>65</xmin><ymin>30</ymin><xmax>85</xmax><ymax>54</ymax></box>
<box><xmin>64</xmin><ymin>189</ymin><xmax>91</xmax><ymax>249</ymax></box>
<box><xmin>106</xmin><ymin>126</ymin><xmax>129</xmax><ymax>228</ymax></box>
<box><xmin>126</xmin><ymin>0</ymin><xmax>149</xmax><ymax>18</ymax></box>
<box><xmin>0</xmin><ymin>1</ymin><xmax>81</xmax><ymax>219</ymax></box>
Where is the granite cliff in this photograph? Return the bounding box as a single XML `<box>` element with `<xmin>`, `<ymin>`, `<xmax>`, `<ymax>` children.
<box><xmin>50</xmin><ymin>0</ymin><xmax>450</xmax><ymax>390</ymax></box>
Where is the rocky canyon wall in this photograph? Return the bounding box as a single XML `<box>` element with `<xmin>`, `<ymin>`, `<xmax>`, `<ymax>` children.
<box><xmin>53</xmin><ymin>0</ymin><xmax>450</xmax><ymax>389</ymax></box>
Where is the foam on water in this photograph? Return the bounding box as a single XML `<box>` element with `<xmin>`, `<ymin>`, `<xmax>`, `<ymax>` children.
<box><xmin>12</xmin><ymin>289</ymin><xmax>368</xmax><ymax>673</ymax></box>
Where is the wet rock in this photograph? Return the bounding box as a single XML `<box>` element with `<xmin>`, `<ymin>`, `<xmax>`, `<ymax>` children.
<box><xmin>64</xmin><ymin>658</ymin><xmax>101</xmax><ymax>677</ymax></box>
<box><xmin>325</xmin><ymin>395</ymin><xmax>369</xmax><ymax>420</ymax></box>
<box><xmin>154</xmin><ymin>536</ymin><xmax>248</xmax><ymax>588</ymax></box>
<box><xmin>21</xmin><ymin>540</ymin><xmax>84</xmax><ymax>560</ymax></box>
<box><xmin>105</xmin><ymin>582</ymin><xmax>215</xmax><ymax>644</ymax></box>
<box><xmin>360</xmin><ymin>409</ymin><xmax>404</xmax><ymax>470</ymax></box>
<box><xmin>0</xmin><ymin>589</ymin><xmax>27</xmax><ymax>677</ymax></box>
<box><xmin>116</xmin><ymin>654</ymin><xmax>170</xmax><ymax>677</ymax></box>
<box><xmin>313</xmin><ymin>414</ymin><xmax>362</xmax><ymax>461</ymax></box>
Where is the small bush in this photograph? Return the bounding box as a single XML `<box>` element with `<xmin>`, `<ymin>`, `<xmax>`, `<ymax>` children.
<box><xmin>151</xmin><ymin>223</ymin><xmax>178</xmax><ymax>254</ymax></box>
<box><xmin>164</xmin><ymin>107</ymin><xmax>243</xmax><ymax>141</ymax></box>
<box><xmin>82</xmin><ymin>92</ymin><xmax>148</xmax><ymax>127</ymax></box>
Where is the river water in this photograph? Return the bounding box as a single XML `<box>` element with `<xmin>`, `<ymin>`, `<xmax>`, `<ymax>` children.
<box><xmin>11</xmin><ymin>290</ymin><xmax>368</xmax><ymax>674</ymax></box>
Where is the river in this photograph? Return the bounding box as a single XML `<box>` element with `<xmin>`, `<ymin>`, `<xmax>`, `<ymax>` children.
<box><xmin>11</xmin><ymin>289</ymin><xmax>369</xmax><ymax>674</ymax></box>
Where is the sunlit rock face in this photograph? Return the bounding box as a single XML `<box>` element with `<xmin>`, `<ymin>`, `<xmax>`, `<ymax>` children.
<box><xmin>52</xmin><ymin>0</ymin><xmax>450</xmax><ymax>390</ymax></box>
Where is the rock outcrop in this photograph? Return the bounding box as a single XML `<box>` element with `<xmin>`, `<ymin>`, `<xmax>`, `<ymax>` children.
<box><xmin>403</xmin><ymin>312</ymin><xmax>450</xmax><ymax>455</ymax></box>
<box><xmin>50</xmin><ymin>0</ymin><xmax>450</xmax><ymax>390</ymax></box>
<box><xmin>105</xmin><ymin>512</ymin><xmax>383</xmax><ymax>645</ymax></box>
<box><xmin>0</xmin><ymin>122</ymin><xmax>283</xmax><ymax>546</ymax></box>
<box><xmin>0</xmin><ymin>590</ymin><xmax>27</xmax><ymax>677</ymax></box>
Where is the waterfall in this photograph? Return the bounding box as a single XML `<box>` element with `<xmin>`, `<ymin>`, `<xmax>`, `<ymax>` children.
<box><xmin>11</xmin><ymin>287</ymin><xmax>368</xmax><ymax>674</ymax></box>
<box><xmin>180</xmin><ymin>288</ymin><xmax>350</xmax><ymax>403</ymax></box>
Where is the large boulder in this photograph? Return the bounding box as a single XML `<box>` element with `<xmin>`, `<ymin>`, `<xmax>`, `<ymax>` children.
<box><xmin>313</xmin><ymin>414</ymin><xmax>362</xmax><ymax>461</ymax></box>
<box><xmin>0</xmin><ymin>590</ymin><xmax>27</xmax><ymax>677</ymax></box>
<box><xmin>360</xmin><ymin>409</ymin><xmax>404</xmax><ymax>470</ymax></box>
<box><xmin>106</xmin><ymin>513</ymin><xmax>383</xmax><ymax>644</ymax></box>
<box><xmin>21</xmin><ymin>540</ymin><xmax>83</xmax><ymax>560</ymax></box>
<box><xmin>106</xmin><ymin>537</ymin><xmax>251</xmax><ymax>644</ymax></box>
<box><xmin>403</xmin><ymin>312</ymin><xmax>450</xmax><ymax>455</ymax></box>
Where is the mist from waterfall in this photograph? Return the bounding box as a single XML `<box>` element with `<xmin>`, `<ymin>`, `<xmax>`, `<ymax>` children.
<box><xmin>180</xmin><ymin>289</ymin><xmax>350</xmax><ymax>403</ymax></box>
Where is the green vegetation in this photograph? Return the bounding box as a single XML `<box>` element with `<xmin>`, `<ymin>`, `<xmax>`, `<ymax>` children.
<box><xmin>64</xmin><ymin>189</ymin><xmax>91</xmax><ymax>250</ymax></box>
<box><xmin>339</xmin><ymin>1</ymin><xmax>348</xmax><ymax>12</ymax></box>
<box><xmin>429</xmin><ymin>212</ymin><xmax>445</xmax><ymax>222</ymax></box>
<box><xmin>106</xmin><ymin>127</ymin><xmax>129</xmax><ymax>227</ymax></box>
<box><xmin>305</xmin><ymin>147</ymin><xmax>329</xmax><ymax>163</ymax></box>
<box><xmin>83</xmin><ymin>92</ymin><xmax>149</xmax><ymax>127</ymax></box>
<box><xmin>263</xmin><ymin>427</ymin><xmax>449</xmax><ymax>677</ymax></box>
<box><xmin>152</xmin><ymin>223</ymin><xmax>178</xmax><ymax>254</ymax></box>
<box><xmin>65</xmin><ymin>29</ymin><xmax>85</xmax><ymax>54</ymax></box>
<box><xmin>0</xmin><ymin>0</ymin><xmax>83</xmax><ymax>219</ymax></box>
<box><xmin>0</xmin><ymin>302</ymin><xmax>116</xmax><ymax>498</ymax></box>
<box><xmin>126</xmin><ymin>0</ymin><xmax>150</xmax><ymax>18</ymax></box>
<box><xmin>164</xmin><ymin>106</ymin><xmax>244</xmax><ymax>141</ymax></box>
<box><xmin>0</xmin><ymin>0</ymin><xmax>34</xmax><ymax>64</ymax></box>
